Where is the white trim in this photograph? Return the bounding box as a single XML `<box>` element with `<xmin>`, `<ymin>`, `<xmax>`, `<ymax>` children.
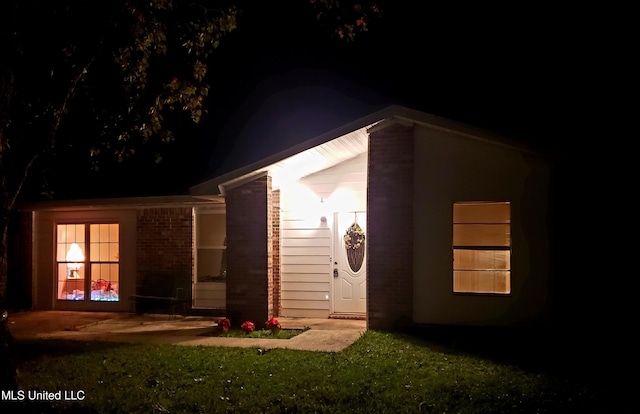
<box><xmin>20</xmin><ymin>195</ymin><xmax>224</xmax><ymax>212</ymax></box>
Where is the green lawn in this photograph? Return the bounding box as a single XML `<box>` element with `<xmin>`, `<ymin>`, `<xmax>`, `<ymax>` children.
<box><xmin>5</xmin><ymin>329</ymin><xmax>629</xmax><ymax>413</ymax></box>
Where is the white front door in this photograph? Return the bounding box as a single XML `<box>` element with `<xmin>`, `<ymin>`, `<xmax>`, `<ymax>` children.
<box><xmin>333</xmin><ymin>212</ymin><xmax>367</xmax><ymax>315</ymax></box>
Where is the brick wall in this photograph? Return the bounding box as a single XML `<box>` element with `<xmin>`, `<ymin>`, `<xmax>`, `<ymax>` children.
<box><xmin>267</xmin><ymin>184</ymin><xmax>274</xmax><ymax>319</ymax></box>
<box><xmin>272</xmin><ymin>189</ymin><xmax>281</xmax><ymax>317</ymax></box>
<box><xmin>225</xmin><ymin>175</ymin><xmax>273</xmax><ymax>326</ymax></box>
<box><xmin>367</xmin><ymin>122</ymin><xmax>415</xmax><ymax>329</ymax></box>
<box><xmin>136</xmin><ymin>207</ymin><xmax>193</xmax><ymax>311</ymax></box>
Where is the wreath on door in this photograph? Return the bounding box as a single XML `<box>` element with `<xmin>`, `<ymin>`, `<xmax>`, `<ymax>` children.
<box><xmin>344</xmin><ymin>215</ymin><xmax>365</xmax><ymax>272</ymax></box>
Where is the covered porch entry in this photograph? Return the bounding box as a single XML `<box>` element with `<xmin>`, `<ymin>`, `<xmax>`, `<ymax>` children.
<box><xmin>190</xmin><ymin>108</ymin><xmax>417</xmax><ymax>331</ymax></box>
<box><xmin>220</xmin><ymin>128</ymin><xmax>369</xmax><ymax>325</ymax></box>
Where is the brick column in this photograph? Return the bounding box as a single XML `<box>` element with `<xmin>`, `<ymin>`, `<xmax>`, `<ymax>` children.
<box><xmin>367</xmin><ymin>122</ymin><xmax>415</xmax><ymax>330</ymax></box>
<box><xmin>272</xmin><ymin>189</ymin><xmax>281</xmax><ymax>317</ymax></box>
<box><xmin>225</xmin><ymin>175</ymin><xmax>273</xmax><ymax>326</ymax></box>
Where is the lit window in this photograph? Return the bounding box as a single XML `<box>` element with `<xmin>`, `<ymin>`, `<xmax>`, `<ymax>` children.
<box><xmin>453</xmin><ymin>202</ymin><xmax>510</xmax><ymax>294</ymax></box>
<box><xmin>56</xmin><ymin>223</ymin><xmax>120</xmax><ymax>301</ymax></box>
<box><xmin>195</xmin><ymin>211</ymin><xmax>226</xmax><ymax>282</ymax></box>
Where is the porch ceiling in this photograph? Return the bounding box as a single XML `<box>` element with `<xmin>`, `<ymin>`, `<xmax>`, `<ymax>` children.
<box><xmin>267</xmin><ymin>128</ymin><xmax>368</xmax><ymax>190</ymax></box>
<box><xmin>207</xmin><ymin>127</ymin><xmax>370</xmax><ymax>194</ymax></box>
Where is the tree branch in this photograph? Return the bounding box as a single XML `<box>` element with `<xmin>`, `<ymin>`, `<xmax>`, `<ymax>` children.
<box><xmin>5</xmin><ymin>154</ymin><xmax>38</xmax><ymax>212</ymax></box>
<box><xmin>3</xmin><ymin>58</ymin><xmax>95</xmax><ymax>212</ymax></box>
<box><xmin>49</xmin><ymin>57</ymin><xmax>95</xmax><ymax>150</ymax></box>
<box><xmin>0</xmin><ymin>69</ymin><xmax>15</xmax><ymax>211</ymax></box>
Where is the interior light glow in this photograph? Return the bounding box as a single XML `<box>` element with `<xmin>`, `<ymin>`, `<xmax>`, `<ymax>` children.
<box><xmin>66</xmin><ymin>243</ymin><xmax>84</xmax><ymax>278</ymax></box>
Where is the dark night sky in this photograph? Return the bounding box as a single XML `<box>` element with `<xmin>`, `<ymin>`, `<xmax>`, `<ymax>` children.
<box><xmin>193</xmin><ymin>1</ymin><xmax>602</xmax><ymax>186</ymax></box>
<box><xmin>32</xmin><ymin>1</ymin><xmax>606</xmax><ymax>201</ymax></box>
<box><xmin>200</xmin><ymin>1</ymin><xmax>569</xmax><ymax>167</ymax></box>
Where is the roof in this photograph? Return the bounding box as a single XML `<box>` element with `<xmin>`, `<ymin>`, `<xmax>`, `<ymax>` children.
<box><xmin>190</xmin><ymin>104</ymin><xmax>538</xmax><ymax>198</ymax></box>
<box><xmin>19</xmin><ymin>195</ymin><xmax>224</xmax><ymax>212</ymax></box>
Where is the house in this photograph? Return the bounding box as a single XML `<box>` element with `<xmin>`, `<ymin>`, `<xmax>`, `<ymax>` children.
<box><xmin>15</xmin><ymin>104</ymin><xmax>551</xmax><ymax>330</ymax></box>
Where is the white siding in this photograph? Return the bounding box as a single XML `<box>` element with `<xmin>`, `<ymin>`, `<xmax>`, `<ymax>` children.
<box><xmin>280</xmin><ymin>215</ymin><xmax>331</xmax><ymax>317</ymax></box>
<box><xmin>279</xmin><ymin>154</ymin><xmax>367</xmax><ymax>317</ymax></box>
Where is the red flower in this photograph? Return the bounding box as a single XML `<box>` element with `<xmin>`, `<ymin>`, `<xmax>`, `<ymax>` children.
<box><xmin>216</xmin><ymin>318</ymin><xmax>231</xmax><ymax>334</ymax></box>
<box><xmin>265</xmin><ymin>317</ymin><xmax>281</xmax><ymax>330</ymax></box>
<box><xmin>240</xmin><ymin>321</ymin><xmax>255</xmax><ymax>333</ymax></box>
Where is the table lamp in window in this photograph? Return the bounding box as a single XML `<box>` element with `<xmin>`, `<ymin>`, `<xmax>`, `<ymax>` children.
<box><xmin>66</xmin><ymin>243</ymin><xmax>84</xmax><ymax>279</ymax></box>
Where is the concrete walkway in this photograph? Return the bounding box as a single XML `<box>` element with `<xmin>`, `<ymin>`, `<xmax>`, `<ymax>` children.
<box><xmin>7</xmin><ymin>311</ymin><xmax>367</xmax><ymax>353</ymax></box>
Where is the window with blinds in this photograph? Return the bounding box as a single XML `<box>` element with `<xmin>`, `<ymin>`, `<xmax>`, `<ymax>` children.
<box><xmin>453</xmin><ymin>202</ymin><xmax>511</xmax><ymax>294</ymax></box>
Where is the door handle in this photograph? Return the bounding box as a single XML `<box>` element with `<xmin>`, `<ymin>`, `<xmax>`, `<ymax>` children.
<box><xmin>333</xmin><ymin>268</ymin><xmax>339</xmax><ymax>278</ymax></box>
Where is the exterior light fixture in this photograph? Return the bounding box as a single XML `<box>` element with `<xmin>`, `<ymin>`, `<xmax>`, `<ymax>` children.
<box><xmin>320</xmin><ymin>197</ymin><xmax>327</xmax><ymax>223</ymax></box>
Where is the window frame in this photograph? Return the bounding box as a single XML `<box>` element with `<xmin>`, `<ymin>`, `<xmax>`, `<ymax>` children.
<box><xmin>56</xmin><ymin>222</ymin><xmax>120</xmax><ymax>302</ymax></box>
<box><xmin>194</xmin><ymin>208</ymin><xmax>227</xmax><ymax>283</ymax></box>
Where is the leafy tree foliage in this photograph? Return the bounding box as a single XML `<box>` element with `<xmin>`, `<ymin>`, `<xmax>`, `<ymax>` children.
<box><xmin>311</xmin><ymin>0</ymin><xmax>383</xmax><ymax>41</ymax></box>
<box><xmin>0</xmin><ymin>0</ymin><xmax>240</xmax><ymax>389</ymax></box>
<box><xmin>2</xmin><ymin>0</ymin><xmax>238</xmax><ymax>189</ymax></box>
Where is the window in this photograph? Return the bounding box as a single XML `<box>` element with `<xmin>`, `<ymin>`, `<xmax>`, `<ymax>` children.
<box><xmin>56</xmin><ymin>223</ymin><xmax>120</xmax><ymax>302</ymax></box>
<box><xmin>195</xmin><ymin>210</ymin><xmax>226</xmax><ymax>282</ymax></box>
<box><xmin>453</xmin><ymin>202</ymin><xmax>510</xmax><ymax>294</ymax></box>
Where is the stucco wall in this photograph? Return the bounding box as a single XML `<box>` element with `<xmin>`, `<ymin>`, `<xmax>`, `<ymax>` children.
<box><xmin>413</xmin><ymin>125</ymin><xmax>551</xmax><ymax>326</ymax></box>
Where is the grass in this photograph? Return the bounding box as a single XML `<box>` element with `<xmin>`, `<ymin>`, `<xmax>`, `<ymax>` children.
<box><xmin>5</xmin><ymin>329</ymin><xmax>630</xmax><ymax>413</ymax></box>
<box><xmin>204</xmin><ymin>327</ymin><xmax>310</xmax><ymax>339</ymax></box>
